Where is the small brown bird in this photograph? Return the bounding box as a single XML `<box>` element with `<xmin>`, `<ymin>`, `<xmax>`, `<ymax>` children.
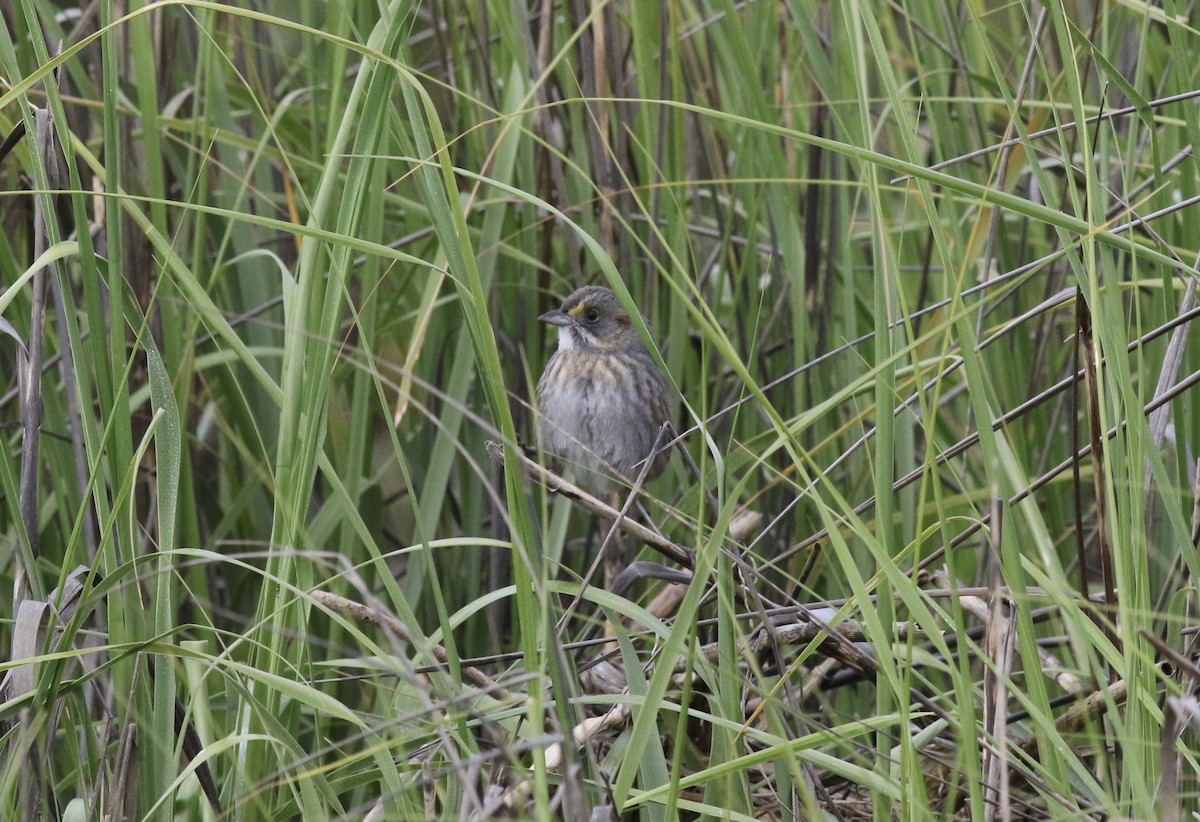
<box><xmin>536</xmin><ymin>285</ymin><xmax>671</xmax><ymax>498</ymax></box>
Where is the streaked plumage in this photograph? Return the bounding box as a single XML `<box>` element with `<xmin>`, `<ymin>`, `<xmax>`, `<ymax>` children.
<box><xmin>536</xmin><ymin>285</ymin><xmax>670</xmax><ymax>495</ymax></box>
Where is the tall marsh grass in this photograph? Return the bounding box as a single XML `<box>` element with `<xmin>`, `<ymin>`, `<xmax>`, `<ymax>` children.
<box><xmin>2</xmin><ymin>0</ymin><xmax>1200</xmax><ymax>818</ymax></box>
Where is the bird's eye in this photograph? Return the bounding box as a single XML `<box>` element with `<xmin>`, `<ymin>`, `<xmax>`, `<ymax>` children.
<box><xmin>583</xmin><ymin>308</ymin><xmax>601</xmax><ymax>323</ymax></box>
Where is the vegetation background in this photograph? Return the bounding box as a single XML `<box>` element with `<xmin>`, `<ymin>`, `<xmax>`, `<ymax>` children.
<box><xmin>1</xmin><ymin>0</ymin><xmax>1199</xmax><ymax>819</ymax></box>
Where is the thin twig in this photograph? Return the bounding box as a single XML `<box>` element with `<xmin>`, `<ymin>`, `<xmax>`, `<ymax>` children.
<box><xmin>486</xmin><ymin>440</ymin><xmax>695</xmax><ymax>568</ymax></box>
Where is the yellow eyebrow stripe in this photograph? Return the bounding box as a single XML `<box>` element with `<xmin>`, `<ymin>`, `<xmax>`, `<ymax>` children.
<box><xmin>568</xmin><ymin>304</ymin><xmax>587</xmax><ymax>316</ymax></box>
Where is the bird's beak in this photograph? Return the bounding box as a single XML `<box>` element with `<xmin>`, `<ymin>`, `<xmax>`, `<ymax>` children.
<box><xmin>538</xmin><ymin>308</ymin><xmax>572</xmax><ymax>327</ymax></box>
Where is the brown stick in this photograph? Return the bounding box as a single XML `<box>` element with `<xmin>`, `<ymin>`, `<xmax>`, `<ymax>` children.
<box><xmin>312</xmin><ymin>589</ymin><xmax>511</xmax><ymax>702</ymax></box>
<box><xmin>486</xmin><ymin>441</ymin><xmax>694</xmax><ymax>568</ymax></box>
